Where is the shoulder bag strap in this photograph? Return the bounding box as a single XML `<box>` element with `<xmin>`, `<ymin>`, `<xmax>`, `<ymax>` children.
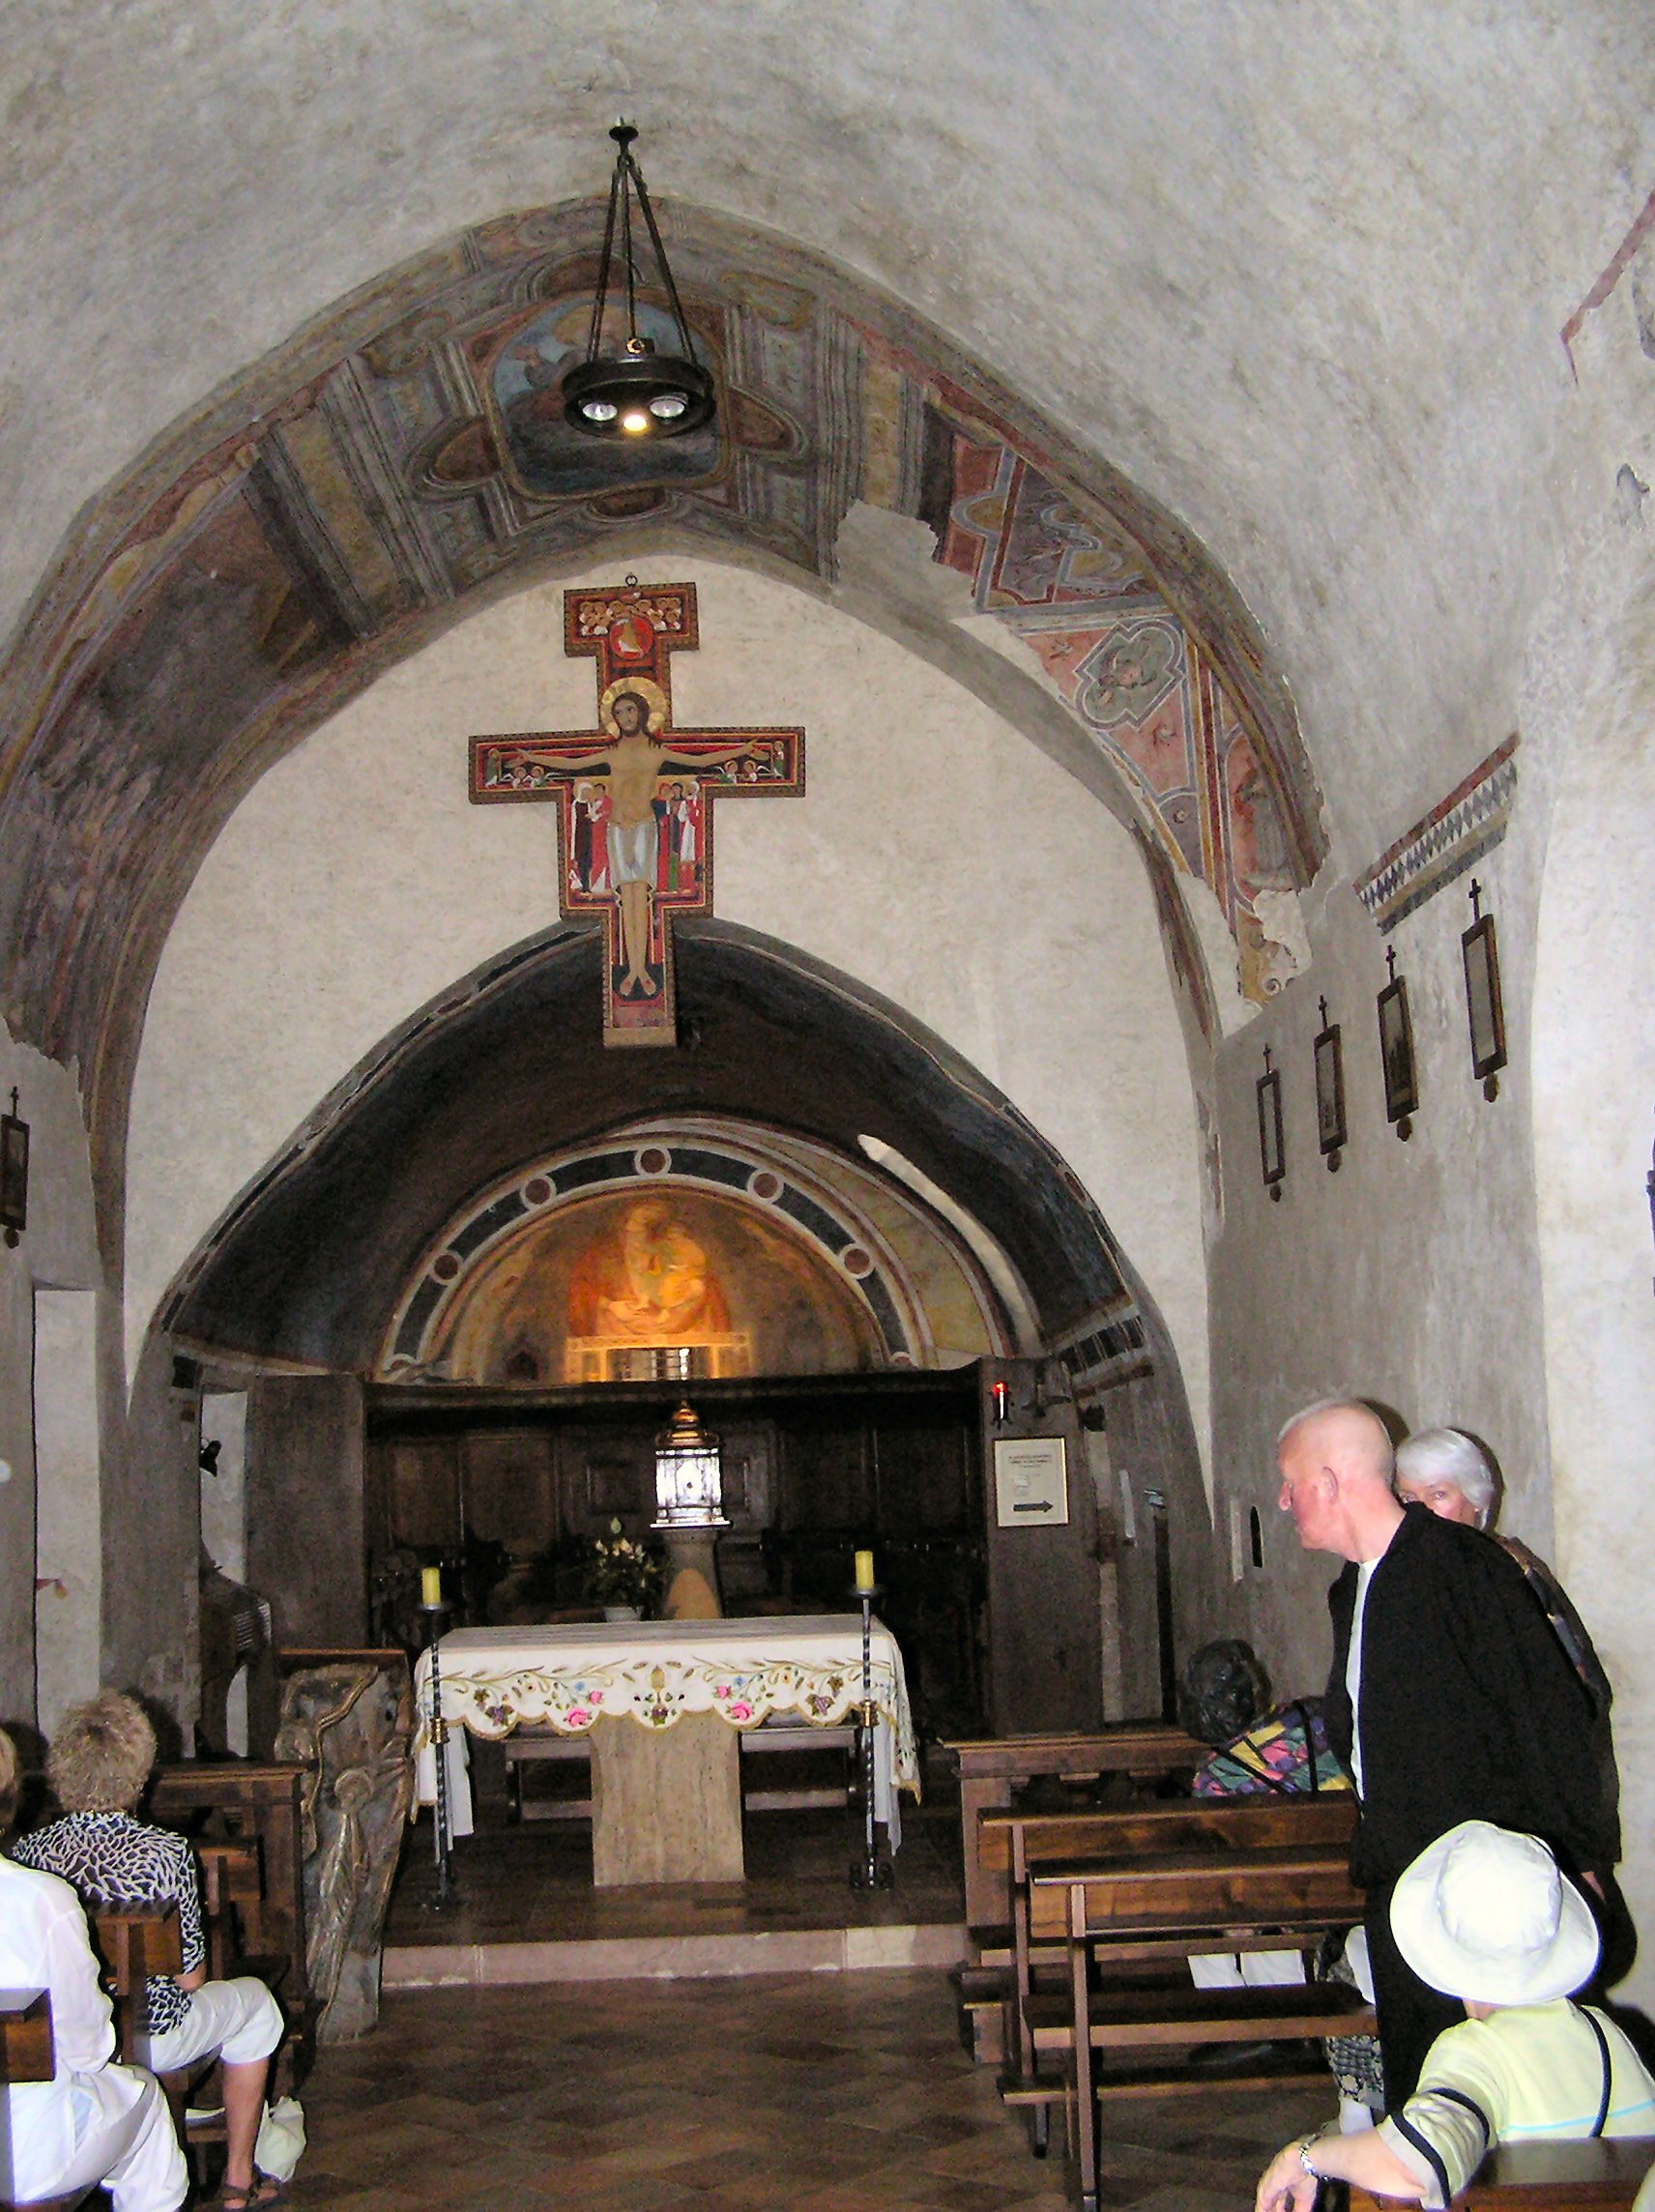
<box><xmin>1292</xmin><ymin>1702</ymin><xmax>1321</xmax><ymax>1795</ymax></box>
<box><xmin>1581</xmin><ymin>2005</ymin><xmax>1613</xmax><ymax>2138</ymax></box>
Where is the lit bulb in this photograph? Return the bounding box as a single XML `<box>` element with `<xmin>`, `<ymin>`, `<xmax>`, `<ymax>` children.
<box><xmin>621</xmin><ymin>410</ymin><xmax>650</xmax><ymax>435</ymax></box>
<box><xmin>650</xmin><ymin>393</ymin><xmax>688</xmax><ymax>420</ymax></box>
<box><xmin>581</xmin><ymin>398</ymin><xmax>619</xmax><ymax>423</ymax></box>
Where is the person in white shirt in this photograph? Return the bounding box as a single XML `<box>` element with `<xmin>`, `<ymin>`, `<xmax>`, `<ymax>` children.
<box><xmin>0</xmin><ymin>1726</ymin><xmax>187</xmax><ymax>2212</ymax></box>
<box><xmin>15</xmin><ymin>1693</ymin><xmax>285</xmax><ymax>2212</ymax></box>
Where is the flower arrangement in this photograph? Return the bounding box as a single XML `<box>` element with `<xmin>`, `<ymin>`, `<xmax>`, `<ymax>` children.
<box><xmin>581</xmin><ymin>1519</ymin><xmax>665</xmax><ymax>1615</ymax></box>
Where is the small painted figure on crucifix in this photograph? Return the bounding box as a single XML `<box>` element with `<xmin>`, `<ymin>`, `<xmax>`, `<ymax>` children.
<box><xmin>470</xmin><ymin>579</ymin><xmax>805</xmax><ymax>1046</ymax></box>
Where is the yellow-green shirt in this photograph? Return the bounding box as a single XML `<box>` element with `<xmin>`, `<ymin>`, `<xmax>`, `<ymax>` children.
<box><xmin>1380</xmin><ymin>2002</ymin><xmax>1655</xmax><ymax>2210</ymax></box>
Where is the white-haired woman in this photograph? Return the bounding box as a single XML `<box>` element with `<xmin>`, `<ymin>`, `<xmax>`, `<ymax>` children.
<box><xmin>1394</xmin><ymin>1428</ymin><xmax>1611</xmax><ymax>1720</ymax></box>
<box><xmin>14</xmin><ymin>1692</ymin><xmax>286</xmax><ymax>2211</ymax></box>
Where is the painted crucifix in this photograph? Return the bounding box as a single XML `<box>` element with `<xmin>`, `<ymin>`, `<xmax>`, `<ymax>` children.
<box><xmin>470</xmin><ymin>577</ymin><xmax>805</xmax><ymax>1046</ymax></box>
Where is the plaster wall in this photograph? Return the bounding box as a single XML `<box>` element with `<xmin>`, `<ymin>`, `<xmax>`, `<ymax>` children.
<box><xmin>0</xmin><ymin>1022</ymin><xmax>99</xmax><ymax>1730</ymax></box>
<box><xmin>0</xmin><ymin>1265</ymin><xmax>36</xmax><ymax>1732</ymax></box>
<box><xmin>105</xmin><ymin>1335</ymin><xmax>201</xmax><ymax>1739</ymax></box>
<box><xmin>1203</xmin><ymin>812</ymin><xmax>1555</xmax><ymax>1732</ymax></box>
<box><xmin>32</xmin><ymin>1287</ymin><xmax>101</xmax><ymax>1737</ymax></box>
<box><xmin>1533</xmin><ymin>556</ymin><xmax>1655</xmax><ymax>2018</ymax></box>
<box><xmin>125</xmin><ymin>558</ymin><xmax>1209</xmax><ymax>1455</ymax></box>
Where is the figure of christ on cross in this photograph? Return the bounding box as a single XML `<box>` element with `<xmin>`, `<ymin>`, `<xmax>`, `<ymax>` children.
<box><xmin>553</xmin><ymin>686</ymin><xmax>757</xmax><ymax>1001</ymax></box>
<box><xmin>470</xmin><ymin>579</ymin><xmax>805</xmax><ymax>1047</ymax></box>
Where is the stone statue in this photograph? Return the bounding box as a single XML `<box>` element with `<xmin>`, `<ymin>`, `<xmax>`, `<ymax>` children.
<box><xmin>273</xmin><ymin>1656</ymin><xmax>414</xmax><ymax>2043</ymax></box>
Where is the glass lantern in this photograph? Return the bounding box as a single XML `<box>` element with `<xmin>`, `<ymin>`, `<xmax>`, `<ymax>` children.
<box><xmin>653</xmin><ymin>1399</ymin><xmax>729</xmax><ymax>1529</ymax></box>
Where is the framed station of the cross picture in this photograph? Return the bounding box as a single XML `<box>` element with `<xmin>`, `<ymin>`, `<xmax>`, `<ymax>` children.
<box><xmin>1462</xmin><ymin>911</ymin><xmax>1508</xmax><ymax>1100</ymax></box>
<box><xmin>1377</xmin><ymin>972</ymin><xmax>1418</xmax><ymax>1137</ymax></box>
<box><xmin>1313</xmin><ymin>1013</ymin><xmax>1347</xmax><ymax>1170</ymax></box>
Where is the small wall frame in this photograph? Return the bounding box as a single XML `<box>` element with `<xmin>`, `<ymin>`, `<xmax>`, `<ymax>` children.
<box><xmin>1257</xmin><ymin>1057</ymin><xmax>1286</xmax><ymax>1202</ymax></box>
<box><xmin>0</xmin><ymin>1090</ymin><xmax>27</xmax><ymax>1248</ymax></box>
<box><xmin>1377</xmin><ymin>972</ymin><xmax>1417</xmax><ymax>1140</ymax></box>
<box><xmin>1313</xmin><ymin>1006</ymin><xmax>1347</xmax><ymax>1171</ymax></box>
<box><xmin>1462</xmin><ymin>909</ymin><xmax>1507</xmax><ymax>1101</ymax></box>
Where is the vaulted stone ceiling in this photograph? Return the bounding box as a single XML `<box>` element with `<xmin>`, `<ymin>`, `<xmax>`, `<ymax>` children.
<box><xmin>2</xmin><ymin>1</ymin><xmax>1651</xmax><ymax>1195</ymax></box>
<box><xmin>0</xmin><ymin>194</ymin><xmax>1319</xmax><ymax>1193</ymax></box>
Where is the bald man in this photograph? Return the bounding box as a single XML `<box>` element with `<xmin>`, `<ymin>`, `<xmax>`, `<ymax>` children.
<box><xmin>1277</xmin><ymin>1400</ymin><xmax>1611</xmax><ymax>2105</ymax></box>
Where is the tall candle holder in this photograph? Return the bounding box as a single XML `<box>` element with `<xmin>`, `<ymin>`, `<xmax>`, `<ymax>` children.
<box><xmin>849</xmin><ymin>1577</ymin><xmax>893</xmax><ymax>1891</ymax></box>
<box><xmin>421</xmin><ymin>1588</ymin><xmax>458</xmax><ymax>1909</ymax></box>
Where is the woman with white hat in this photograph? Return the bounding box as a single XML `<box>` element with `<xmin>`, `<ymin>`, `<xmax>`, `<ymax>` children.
<box><xmin>1256</xmin><ymin>1820</ymin><xmax>1655</xmax><ymax>2212</ymax></box>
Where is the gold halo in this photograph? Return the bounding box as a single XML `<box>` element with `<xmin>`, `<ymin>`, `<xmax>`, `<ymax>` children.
<box><xmin>599</xmin><ymin>675</ymin><xmax>668</xmax><ymax>737</ymax></box>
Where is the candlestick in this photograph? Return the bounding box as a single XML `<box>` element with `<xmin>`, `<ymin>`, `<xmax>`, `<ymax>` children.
<box><xmin>854</xmin><ymin>1549</ymin><xmax>875</xmax><ymax>1593</ymax></box>
<box><xmin>421</xmin><ymin>1565</ymin><xmax>442</xmax><ymax>1607</ymax></box>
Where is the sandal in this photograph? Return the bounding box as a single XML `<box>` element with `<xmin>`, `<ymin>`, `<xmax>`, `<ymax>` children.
<box><xmin>220</xmin><ymin>2177</ymin><xmax>287</xmax><ymax>2210</ymax></box>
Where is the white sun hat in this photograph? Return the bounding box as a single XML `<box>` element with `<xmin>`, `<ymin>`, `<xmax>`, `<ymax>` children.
<box><xmin>1389</xmin><ymin>1820</ymin><xmax>1600</xmax><ymax>2006</ymax></box>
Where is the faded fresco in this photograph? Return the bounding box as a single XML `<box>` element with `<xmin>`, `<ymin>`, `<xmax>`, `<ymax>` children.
<box><xmin>932</xmin><ymin>435</ymin><xmax>1314</xmax><ymax>1003</ymax></box>
<box><xmin>0</xmin><ymin>200</ymin><xmax>1322</xmax><ymax>1115</ymax></box>
<box><xmin>424</xmin><ymin>1188</ymin><xmax>883</xmax><ymax>1384</ymax></box>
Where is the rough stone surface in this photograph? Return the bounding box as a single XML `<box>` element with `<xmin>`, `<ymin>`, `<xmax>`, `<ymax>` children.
<box><xmin>590</xmin><ymin>1709</ymin><xmax>744</xmax><ymax>1886</ymax></box>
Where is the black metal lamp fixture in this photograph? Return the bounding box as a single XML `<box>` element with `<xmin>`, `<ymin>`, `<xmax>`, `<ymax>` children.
<box><xmin>563</xmin><ymin>122</ymin><xmax>715</xmax><ymax>441</ymax></box>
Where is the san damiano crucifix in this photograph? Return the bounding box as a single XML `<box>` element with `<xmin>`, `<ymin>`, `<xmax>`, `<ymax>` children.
<box><xmin>469</xmin><ymin>579</ymin><xmax>805</xmax><ymax>1046</ymax></box>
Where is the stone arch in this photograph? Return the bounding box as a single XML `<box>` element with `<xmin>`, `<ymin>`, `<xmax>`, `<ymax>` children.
<box><xmin>376</xmin><ymin>1116</ymin><xmax>1018</xmax><ymax>1383</ymax></box>
<box><xmin>156</xmin><ymin>917</ymin><xmax>1165</xmax><ymax>1407</ymax></box>
<box><xmin>0</xmin><ymin>200</ymin><xmax>1323</xmax><ymax>1229</ymax></box>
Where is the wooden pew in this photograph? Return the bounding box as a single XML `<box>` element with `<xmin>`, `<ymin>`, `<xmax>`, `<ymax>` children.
<box><xmin>195</xmin><ymin>1841</ymin><xmax>270</xmax><ymax>1984</ymax></box>
<box><xmin>0</xmin><ymin>1988</ymin><xmax>100</xmax><ymax>2212</ymax></box>
<box><xmin>0</xmin><ymin>1988</ymin><xmax>54</xmax><ymax>2086</ymax></box>
<box><xmin>148</xmin><ymin>1761</ymin><xmax>309</xmax><ymax>2075</ymax></box>
<box><xmin>90</xmin><ymin>1904</ymin><xmax>184</xmax><ymax>2067</ymax></box>
<box><xmin>945</xmin><ymin>1727</ymin><xmax>1206</xmax><ymax>1934</ymax></box>
<box><xmin>90</xmin><ymin>1903</ymin><xmax>241</xmax><ymax>2187</ymax></box>
<box><xmin>973</xmin><ymin>1794</ymin><xmax>1358</xmax><ymax>2092</ymax></box>
<box><xmin>1346</xmin><ymin>2135</ymin><xmax>1655</xmax><ymax>2210</ymax></box>
<box><xmin>1029</xmin><ymin>1845</ymin><xmax>1372</xmax><ymax>2212</ymax></box>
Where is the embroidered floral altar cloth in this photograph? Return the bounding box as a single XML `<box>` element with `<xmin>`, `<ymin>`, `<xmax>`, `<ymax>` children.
<box><xmin>413</xmin><ymin>1615</ymin><xmax>919</xmax><ymax>1845</ymax></box>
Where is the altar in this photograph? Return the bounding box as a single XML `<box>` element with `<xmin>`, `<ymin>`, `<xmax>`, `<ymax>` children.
<box><xmin>413</xmin><ymin>1615</ymin><xmax>918</xmax><ymax>1884</ymax></box>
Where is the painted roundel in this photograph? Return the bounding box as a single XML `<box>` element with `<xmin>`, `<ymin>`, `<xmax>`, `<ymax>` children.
<box><xmin>636</xmin><ymin>1146</ymin><xmax>671</xmax><ymax>1177</ymax></box>
<box><xmin>523</xmin><ymin>1178</ymin><xmax>552</xmax><ymax>1207</ymax></box>
<box><xmin>842</xmin><ymin>1247</ymin><xmax>872</xmax><ymax>1276</ymax></box>
<box><xmin>432</xmin><ymin>1253</ymin><xmax>461</xmax><ymax>1282</ymax></box>
<box><xmin>748</xmin><ymin>1170</ymin><xmax>783</xmax><ymax>1202</ymax></box>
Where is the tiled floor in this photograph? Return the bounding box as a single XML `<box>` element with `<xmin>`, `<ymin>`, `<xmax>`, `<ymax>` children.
<box><xmin>321</xmin><ymin>1759</ymin><xmax>1334</xmax><ymax>2207</ymax></box>
<box><xmin>285</xmin><ymin>1969</ymin><xmax>1332</xmax><ymax>2212</ymax></box>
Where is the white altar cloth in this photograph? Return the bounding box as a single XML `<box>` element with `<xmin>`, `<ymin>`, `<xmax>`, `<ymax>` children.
<box><xmin>413</xmin><ymin>1614</ymin><xmax>919</xmax><ymax>1847</ymax></box>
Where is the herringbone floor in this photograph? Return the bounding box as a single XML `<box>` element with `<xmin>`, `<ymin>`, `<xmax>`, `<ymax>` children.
<box><xmin>282</xmin><ymin>1970</ymin><xmax>1331</xmax><ymax>2211</ymax></box>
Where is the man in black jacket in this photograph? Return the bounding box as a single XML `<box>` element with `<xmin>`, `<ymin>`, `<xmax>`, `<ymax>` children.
<box><xmin>1276</xmin><ymin>1398</ymin><xmax>1611</xmax><ymax>2105</ymax></box>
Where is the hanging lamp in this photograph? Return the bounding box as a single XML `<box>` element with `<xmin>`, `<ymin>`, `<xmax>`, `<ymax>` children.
<box><xmin>563</xmin><ymin>122</ymin><xmax>715</xmax><ymax>440</ymax></box>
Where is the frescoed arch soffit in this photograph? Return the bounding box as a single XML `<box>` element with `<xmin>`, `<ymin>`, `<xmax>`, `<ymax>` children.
<box><xmin>0</xmin><ymin>201</ymin><xmax>1325</xmax><ymax>1107</ymax></box>
<box><xmin>380</xmin><ymin>1124</ymin><xmax>1012</xmax><ymax>1380</ymax></box>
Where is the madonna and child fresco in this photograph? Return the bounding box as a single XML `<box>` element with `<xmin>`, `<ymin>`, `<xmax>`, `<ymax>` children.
<box><xmin>422</xmin><ymin>1189</ymin><xmax>883</xmax><ymax>1387</ymax></box>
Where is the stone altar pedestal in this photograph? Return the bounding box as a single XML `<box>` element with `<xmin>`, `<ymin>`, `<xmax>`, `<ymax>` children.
<box><xmin>589</xmin><ymin>1709</ymin><xmax>743</xmax><ymax>1885</ymax></box>
<box><xmin>659</xmin><ymin>1525</ymin><xmax>722</xmax><ymax>1620</ymax></box>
